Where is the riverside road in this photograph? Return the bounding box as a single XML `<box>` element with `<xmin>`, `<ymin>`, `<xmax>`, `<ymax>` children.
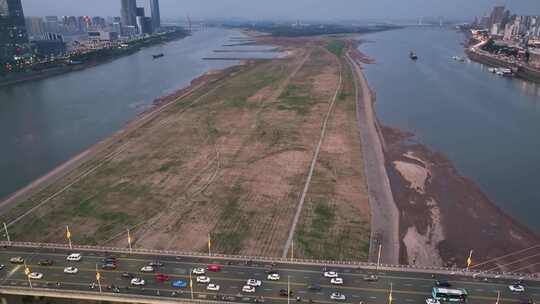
<box><xmin>0</xmin><ymin>244</ymin><xmax>538</xmax><ymax>304</ymax></box>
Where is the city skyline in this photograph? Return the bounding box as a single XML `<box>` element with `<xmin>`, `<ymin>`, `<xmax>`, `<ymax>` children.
<box><xmin>19</xmin><ymin>0</ymin><xmax>540</xmax><ymax>21</ymax></box>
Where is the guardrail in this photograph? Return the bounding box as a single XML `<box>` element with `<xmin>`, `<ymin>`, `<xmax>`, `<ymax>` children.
<box><xmin>0</xmin><ymin>241</ymin><xmax>537</xmax><ymax>282</ymax></box>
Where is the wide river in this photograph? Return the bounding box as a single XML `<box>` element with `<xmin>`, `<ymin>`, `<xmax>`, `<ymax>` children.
<box><xmin>360</xmin><ymin>27</ymin><xmax>540</xmax><ymax>233</ymax></box>
<box><xmin>0</xmin><ymin>28</ymin><xmax>276</xmax><ymax>200</ymax></box>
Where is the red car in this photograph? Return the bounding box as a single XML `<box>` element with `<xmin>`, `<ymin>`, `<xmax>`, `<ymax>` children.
<box><xmin>207</xmin><ymin>264</ymin><xmax>222</xmax><ymax>272</ymax></box>
<box><xmin>155</xmin><ymin>273</ymin><xmax>170</xmax><ymax>282</ymax></box>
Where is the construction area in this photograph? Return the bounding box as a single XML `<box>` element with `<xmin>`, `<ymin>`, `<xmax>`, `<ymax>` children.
<box><xmin>0</xmin><ymin>38</ymin><xmax>371</xmax><ymax>260</ymax></box>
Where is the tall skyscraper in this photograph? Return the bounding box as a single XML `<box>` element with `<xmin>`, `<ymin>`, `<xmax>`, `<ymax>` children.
<box><xmin>120</xmin><ymin>0</ymin><xmax>137</xmax><ymax>27</ymax></box>
<box><xmin>0</xmin><ymin>0</ymin><xmax>28</xmax><ymax>61</ymax></box>
<box><xmin>150</xmin><ymin>0</ymin><xmax>161</xmax><ymax>31</ymax></box>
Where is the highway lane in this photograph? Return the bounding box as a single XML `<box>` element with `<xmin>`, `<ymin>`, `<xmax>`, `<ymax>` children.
<box><xmin>0</xmin><ymin>246</ymin><xmax>538</xmax><ymax>304</ymax></box>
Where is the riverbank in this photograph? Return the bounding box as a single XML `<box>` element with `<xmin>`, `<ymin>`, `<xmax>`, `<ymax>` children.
<box><xmin>352</xmin><ymin>42</ymin><xmax>540</xmax><ymax>272</ymax></box>
<box><xmin>0</xmin><ymin>64</ymin><xmax>243</xmax><ymax>214</ymax></box>
<box><xmin>0</xmin><ymin>29</ymin><xmax>188</xmax><ymax>88</ymax></box>
<box><xmin>465</xmin><ymin>48</ymin><xmax>540</xmax><ymax>84</ymax></box>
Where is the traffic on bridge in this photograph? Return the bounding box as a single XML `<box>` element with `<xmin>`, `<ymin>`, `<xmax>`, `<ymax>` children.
<box><xmin>0</xmin><ymin>243</ymin><xmax>538</xmax><ymax>304</ymax></box>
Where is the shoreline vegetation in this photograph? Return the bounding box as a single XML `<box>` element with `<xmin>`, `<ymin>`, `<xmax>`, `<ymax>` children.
<box><xmin>0</xmin><ymin>29</ymin><xmax>188</xmax><ymax>88</ymax></box>
<box><xmin>1</xmin><ymin>26</ymin><xmax>539</xmax><ymax>273</ymax></box>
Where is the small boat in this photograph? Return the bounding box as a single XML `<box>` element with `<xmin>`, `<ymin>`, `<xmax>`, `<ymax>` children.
<box><xmin>496</xmin><ymin>68</ymin><xmax>513</xmax><ymax>77</ymax></box>
<box><xmin>452</xmin><ymin>56</ymin><xmax>465</xmax><ymax>62</ymax></box>
<box><xmin>488</xmin><ymin>67</ymin><xmax>497</xmax><ymax>73</ymax></box>
<box><xmin>409</xmin><ymin>51</ymin><xmax>418</xmax><ymax>60</ymax></box>
<box><xmin>152</xmin><ymin>53</ymin><xmax>164</xmax><ymax>59</ymax></box>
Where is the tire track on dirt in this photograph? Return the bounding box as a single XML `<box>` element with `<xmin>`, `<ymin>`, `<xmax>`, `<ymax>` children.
<box><xmin>282</xmin><ymin>48</ymin><xmax>343</xmax><ymax>258</ymax></box>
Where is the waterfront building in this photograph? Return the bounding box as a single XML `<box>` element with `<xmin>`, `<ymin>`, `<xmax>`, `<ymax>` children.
<box><xmin>25</xmin><ymin>16</ymin><xmax>45</xmax><ymax>38</ymax></box>
<box><xmin>150</xmin><ymin>0</ymin><xmax>161</xmax><ymax>31</ymax></box>
<box><xmin>121</xmin><ymin>0</ymin><xmax>137</xmax><ymax>27</ymax></box>
<box><xmin>44</xmin><ymin>16</ymin><xmax>60</xmax><ymax>33</ymax></box>
<box><xmin>0</xmin><ymin>0</ymin><xmax>28</xmax><ymax>62</ymax></box>
<box><xmin>529</xmin><ymin>49</ymin><xmax>540</xmax><ymax>69</ymax></box>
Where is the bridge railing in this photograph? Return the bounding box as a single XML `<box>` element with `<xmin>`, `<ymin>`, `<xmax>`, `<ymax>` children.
<box><xmin>0</xmin><ymin>241</ymin><xmax>536</xmax><ymax>281</ymax></box>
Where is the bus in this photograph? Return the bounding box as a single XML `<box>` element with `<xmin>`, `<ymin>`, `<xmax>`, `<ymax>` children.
<box><xmin>432</xmin><ymin>287</ymin><xmax>468</xmax><ymax>302</ymax></box>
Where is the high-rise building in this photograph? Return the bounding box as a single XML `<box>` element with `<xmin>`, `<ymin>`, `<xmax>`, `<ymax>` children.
<box><xmin>120</xmin><ymin>0</ymin><xmax>137</xmax><ymax>27</ymax></box>
<box><xmin>489</xmin><ymin>6</ymin><xmax>506</xmax><ymax>28</ymax></box>
<box><xmin>25</xmin><ymin>16</ymin><xmax>45</xmax><ymax>38</ymax></box>
<box><xmin>44</xmin><ymin>16</ymin><xmax>59</xmax><ymax>33</ymax></box>
<box><xmin>135</xmin><ymin>7</ymin><xmax>151</xmax><ymax>35</ymax></box>
<box><xmin>150</xmin><ymin>0</ymin><xmax>161</xmax><ymax>31</ymax></box>
<box><xmin>0</xmin><ymin>0</ymin><xmax>28</xmax><ymax>61</ymax></box>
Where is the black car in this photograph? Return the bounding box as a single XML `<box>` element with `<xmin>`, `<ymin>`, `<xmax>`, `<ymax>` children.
<box><xmin>149</xmin><ymin>260</ymin><xmax>164</xmax><ymax>267</ymax></box>
<box><xmin>102</xmin><ymin>263</ymin><xmax>117</xmax><ymax>270</ymax></box>
<box><xmin>308</xmin><ymin>284</ymin><xmax>321</xmax><ymax>291</ymax></box>
<box><xmin>38</xmin><ymin>259</ymin><xmax>54</xmax><ymax>266</ymax></box>
<box><xmin>279</xmin><ymin>289</ymin><xmax>294</xmax><ymax>297</ymax></box>
<box><xmin>103</xmin><ymin>257</ymin><xmax>118</xmax><ymax>264</ymax></box>
<box><xmin>121</xmin><ymin>272</ymin><xmax>135</xmax><ymax>279</ymax></box>
<box><xmin>436</xmin><ymin>280</ymin><xmax>452</xmax><ymax>287</ymax></box>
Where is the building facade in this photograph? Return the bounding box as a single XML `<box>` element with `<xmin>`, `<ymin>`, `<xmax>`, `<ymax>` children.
<box><xmin>150</xmin><ymin>0</ymin><xmax>161</xmax><ymax>31</ymax></box>
<box><xmin>120</xmin><ymin>0</ymin><xmax>137</xmax><ymax>27</ymax></box>
<box><xmin>0</xmin><ymin>0</ymin><xmax>28</xmax><ymax>61</ymax></box>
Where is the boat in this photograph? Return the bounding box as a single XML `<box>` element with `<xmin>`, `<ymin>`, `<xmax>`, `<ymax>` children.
<box><xmin>409</xmin><ymin>51</ymin><xmax>418</xmax><ymax>60</ymax></box>
<box><xmin>152</xmin><ymin>53</ymin><xmax>164</xmax><ymax>59</ymax></box>
<box><xmin>488</xmin><ymin>67</ymin><xmax>497</xmax><ymax>73</ymax></box>
<box><xmin>452</xmin><ymin>56</ymin><xmax>465</xmax><ymax>62</ymax></box>
<box><xmin>496</xmin><ymin>68</ymin><xmax>513</xmax><ymax>77</ymax></box>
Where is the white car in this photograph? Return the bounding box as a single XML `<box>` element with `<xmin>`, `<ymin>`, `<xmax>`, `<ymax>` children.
<box><xmin>63</xmin><ymin>266</ymin><xmax>79</xmax><ymax>274</ymax></box>
<box><xmin>131</xmin><ymin>278</ymin><xmax>145</xmax><ymax>286</ymax></box>
<box><xmin>247</xmin><ymin>279</ymin><xmax>262</xmax><ymax>287</ymax></box>
<box><xmin>66</xmin><ymin>253</ymin><xmax>82</xmax><ymax>261</ymax></box>
<box><xmin>330</xmin><ymin>292</ymin><xmax>346</xmax><ymax>301</ymax></box>
<box><xmin>197</xmin><ymin>276</ymin><xmax>211</xmax><ymax>284</ymax></box>
<box><xmin>267</xmin><ymin>273</ymin><xmax>280</xmax><ymax>281</ymax></box>
<box><xmin>140</xmin><ymin>266</ymin><xmax>154</xmax><ymax>272</ymax></box>
<box><xmin>207</xmin><ymin>284</ymin><xmax>220</xmax><ymax>291</ymax></box>
<box><xmin>192</xmin><ymin>268</ymin><xmax>205</xmax><ymax>275</ymax></box>
<box><xmin>28</xmin><ymin>272</ymin><xmax>43</xmax><ymax>280</ymax></box>
<box><xmin>330</xmin><ymin>277</ymin><xmax>344</xmax><ymax>285</ymax></box>
<box><xmin>509</xmin><ymin>284</ymin><xmax>525</xmax><ymax>292</ymax></box>
<box><xmin>426</xmin><ymin>298</ymin><xmax>441</xmax><ymax>304</ymax></box>
<box><xmin>324</xmin><ymin>271</ymin><xmax>338</xmax><ymax>278</ymax></box>
<box><xmin>242</xmin><ymin>285</ymin><xmax>256</xmax><ymax>293</ymax></box>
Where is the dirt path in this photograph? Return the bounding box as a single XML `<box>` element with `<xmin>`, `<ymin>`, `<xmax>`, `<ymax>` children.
<box><xmin>282</xmin><ymin>50</ymin><xmax>343</xmax><ymax>258</ymax></box>
<box><xmin>345</xmin><ymin>53</ymin><xmax>399</xmax><ymax>264</ymax></box>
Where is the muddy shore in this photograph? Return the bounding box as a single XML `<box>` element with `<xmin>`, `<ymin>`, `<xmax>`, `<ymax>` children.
<box><xmin>383</xmin><ymin>126</ymin><xmax>540</xmax><ymax>273</ymax></box>
<box><xmin>351</xmin><ymin>43</ymin><xmax>540</xmax><ymax>273</ymax></box>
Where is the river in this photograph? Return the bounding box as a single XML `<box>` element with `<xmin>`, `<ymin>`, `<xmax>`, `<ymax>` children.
<box><xmin>0</xmin><ymin>28</ymin><xmax>277</xmax><ymax>200</ymax></box>
<box><xmin>360</xmin><ymin>27</ymin><xmax>540</xmax><ymax>233</ymax></box>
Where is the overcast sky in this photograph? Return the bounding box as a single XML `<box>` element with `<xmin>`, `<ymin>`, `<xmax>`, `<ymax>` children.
<box><xmin>21</xmin><ymin>0</ymin><xmax>540</xmax><ymax>21</ymax></box>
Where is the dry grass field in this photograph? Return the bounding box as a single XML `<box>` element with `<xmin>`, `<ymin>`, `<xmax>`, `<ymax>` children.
<box><xmin>2</xmin><ymin>39</ymin><xmax>370</xmax><ymax>259</ymax></box>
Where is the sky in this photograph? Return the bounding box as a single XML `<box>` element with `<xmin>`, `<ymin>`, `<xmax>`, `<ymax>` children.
<box><xmin>21</xmin><ymin>0</ymin><xmax>540</xmax><ymax>21</ymax></box>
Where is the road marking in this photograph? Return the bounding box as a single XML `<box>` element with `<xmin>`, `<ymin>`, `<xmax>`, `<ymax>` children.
<box><xmin>352</xmin><ymin>295</ymin><xmax>360</xmax><ymax>298</ymax></box>
<box><xmin>370</xmin><ymin>296</ymin><xmax>377</xmax><ymax>299</ymax></box>
<box><xmin>265</xmin><ymin>288</ymin><xmax>273</xmax><ymax>291</ymax></box>
<box><xmin>476</xmin><ymin>289</ymin><xmax>485</xmax><ymax>292</ymax></box>
<box><xmin>404</xmin><ymin>283</ymin><xmax>413</xmax><ymax>287</ymax></box>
